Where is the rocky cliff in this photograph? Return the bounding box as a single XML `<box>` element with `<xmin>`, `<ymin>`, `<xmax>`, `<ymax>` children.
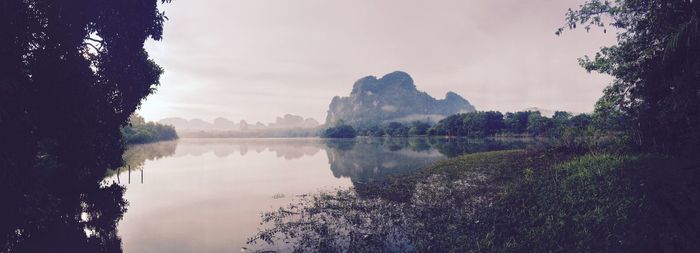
<box><xmin>325</xmin><ymin>71</ymin><xmax>476</xmax><ymax>127</ymax></box>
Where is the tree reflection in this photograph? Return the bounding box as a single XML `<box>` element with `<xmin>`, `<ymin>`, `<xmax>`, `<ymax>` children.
<box><xmin>1</xmin><ymin>180</ymin><xmax>127</xmax><ymax>252</ymax></box>
<box><xmin>106</xmin><ymin>141</ymin><xmax>179</xmax><ymax>178</ymax></box>
<box><xmin>324</xmin><ymin>137</ymin><xmax>533</xmax><ymax>184</ymax></box>
<box><xmin>247</xmin><ymin>148</ymin><xmax>539</xmax><ymax>252</ymax></box>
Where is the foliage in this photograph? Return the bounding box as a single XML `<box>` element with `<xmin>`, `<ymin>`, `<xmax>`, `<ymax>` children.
<box><xmin>407</xmin><ymin>121</ymin><xmax>430</xmax><ymax>136</ymax></box>
<box><xmin>0</xmin><ymin>0</ymin><xmax>169</xmax><ymax>179</ymax></box>
<box><xmin>353</xmin><ymin>110</ymin><xmax>601</xmax><ymax>140</ymax></box>
<box><xmin>356</xmin><ymin>121</ymin><xmax>431</xmax><ymax>137</ymax></box>
<box><xmin>121</xmin><ymin>114</ymin><xmax>178</xmax><ymax>144</ymax></box>
<box><xmin>559</xmin><ymin>0</ymin><xmax>700</xmax><ymax>155</ymax></box>
<box><xmin>383</xmin><ymin>122</ymin><xmax>410</xmax><ymax>137</ymax></box>
<box><xmin>359</xmin><ymin>125</ymin><xmax>386</xmax><ymax>137</ymax></box>
<box><xmin>322</xmin><ymin>124</ymin><xmax>357</xmax><ymax>138</ymax></box>
<box><xmin>526</xmin><ymin>111</ymin><xmax>553</xmax><ymax>136</ymax></box>
<box><xmin>427</xmin><ymin>110</ymin><xmax>586</xmax><ymax>138</ymax></box>
<box><xmin>0</xmin><ymin>0</ymin><xmax>169</xmax><ymax>251</ymax></box>
<box><xmin>504</xmin><ymin>111</ymin><xmax>533</xmax><ymax>134</ymax></box>
<box><xmin>480</xmin><ymin>153</ymin><xmax>700</xmax><ymax>252</ymax></box>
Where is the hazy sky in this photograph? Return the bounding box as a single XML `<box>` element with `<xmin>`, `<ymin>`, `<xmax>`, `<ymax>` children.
<box><xmin>139</xmin><ymin>0</ymin><xmax>616</xmax><ymax>123</ymax></box>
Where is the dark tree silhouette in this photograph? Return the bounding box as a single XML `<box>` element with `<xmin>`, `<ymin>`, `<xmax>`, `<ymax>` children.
<box><xmin>559</xmin><ymin>0</ymin><xmax>700</xmax><ymax>154</ymax></box>
<box><xmin>1</xmin><ymin>0</ymin><xmax>169</xmax><ymax>182</ymax></box>
<box><xmin>0</xmin><ymin>0</ymin><xmax>169</xmax><ymax>251</ymax></box>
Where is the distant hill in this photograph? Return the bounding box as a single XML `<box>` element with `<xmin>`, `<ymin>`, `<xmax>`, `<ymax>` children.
<box><xmin>325</xmin><ymin>71</ymin><xmax>476</xmax><ymax>127</ymax></box>
<box><xmin>159</xmin><ymin>114</ymin><xmax>320</xmax><ymax>132</ymax></box>
<box><xmin>268</xmin><ymin>114</ymin><xmax>320</xmax><ymax>129</ymax></box>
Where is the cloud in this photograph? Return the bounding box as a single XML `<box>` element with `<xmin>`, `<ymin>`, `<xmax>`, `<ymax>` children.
<box><xmin>139</xmin><ymin>0</ymin><xmax>615</xmax><ymax>123</ymax></box>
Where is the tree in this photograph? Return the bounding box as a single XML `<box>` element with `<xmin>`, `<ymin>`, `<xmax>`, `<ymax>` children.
<box><xmin>384</xmin><ymin>122</ymin><xmax>409</xmax><ymax>137</ymax></box>
<box><xmin>481</xmin><ymin>111</ymin><xmax>505</xmax><ymax>135</ymax></box>
<box><xmin>504</xmin><ymin>111</ymin><xmax>533</xmax><ymax>134</ymax></box>
<box><xmin>569</xmin><ymin>114</ymin><xmax>592</xmax><ymax>130</ymax></box>
<box><xmin>428</xmin><ymin>112</ymin><xmax>504</xmax><ymax>137</ymax></box>
<box><xmin>366</xmin><ymin>125</ymin><xmax>386</xmax><ymax>137</ymax></box>
<box><xmin>559</xmin><ymin>0</ymin><xmax>700</xmax><ymax>154</ymax></box>
<box><xmin>429</xmin><ymin>114</ymin><xmax>466</xmax><ymax>136</ymax></box>
<box><xmin>552</xmin><ymin>111</ymin><xmax>572</xmax><ymax>123</ymax></box>
<box><xmin>1</xmin><ymin>1</ymin><xmax>169</xmax><ymax>250</ymax></box>
<box><xmin>1</xmin><ymin>0</ymin><xmax>170</xmax><ymax>180</ymax></box>
<box><xmin>322</xmin><ymin>124</ymin><xmax>357</xmax><ymax>138</ymax></box>
<box><xmin>408</xmin><ymin>121</ymin><xmax>431</xmax><ymax>136</ymax></box>
<box><xmin>527</xmin><ymin>112</ymin><xmax>553</xmax><ymax>136</ymax></box>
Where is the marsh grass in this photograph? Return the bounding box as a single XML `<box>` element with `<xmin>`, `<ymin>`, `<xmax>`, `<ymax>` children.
<box><xmin>248</xmin><ymin>149</ymin><xmax>700</xmax><ymax>252</ymax></box>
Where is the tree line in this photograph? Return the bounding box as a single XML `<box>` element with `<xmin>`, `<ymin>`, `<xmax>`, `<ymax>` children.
<box><xmin>427</xmin><ymin>111</ymin><xmax>594</xmax><ymax>138</ymax></box>
<box><xmin>325</xmin><ymin>110</ymin><xmax>603</xmax><ymax>139</ymax></box>
<box><xmin>121</xmin><ymin>114</ymin><xmax>178</xmax><ymax>144</ymax></box>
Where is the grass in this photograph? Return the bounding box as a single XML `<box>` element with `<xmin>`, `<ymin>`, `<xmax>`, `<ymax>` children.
<box><xmin>471</xmin><ymin>153</ymin><xmax>700</xmax><ymax>252</ymax></box>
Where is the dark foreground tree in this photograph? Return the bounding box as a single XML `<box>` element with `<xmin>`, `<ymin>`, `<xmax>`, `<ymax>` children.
<box><xmin>559</xmin><ymin>0</ymin><xmax>700</xmax><ymax>154</ymax></box>
<box><xmin>0</xmin><ymin>1</ymin><xmax>169</xmax><ymax>251</ymax></box>
<box><xmin>1</xmin><ymin>0</ymin><xmax>169</xmax><ymax>181</ymax></box>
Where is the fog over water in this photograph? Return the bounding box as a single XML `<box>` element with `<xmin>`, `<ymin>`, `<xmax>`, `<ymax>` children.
<box><xmin>110</xmin><ymin>137</ymin><xmax>534</xmax><ymax>251</ymax></box>
<box><xmin>139</xmin><ymin>0</ymin><xmax>615</xmax><ymax>123</ymax></box>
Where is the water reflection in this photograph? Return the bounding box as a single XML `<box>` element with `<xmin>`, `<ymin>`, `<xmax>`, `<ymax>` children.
<box><xmin>0</xmin><ymin>180</ymin><xmax>127</xmax><ymax>252</ymax></box>
<box><xmin>2</xmin><ymin>136</ymin><xmax>533</xmax><ymax>252</ymax></box>
<box><xmin>118</xmin><ymin>137</ymin><xmax>532</xmax><ymax>184</ymax></box>
<box><xmin>326</xmin><ymin>138</ymin><xmax>530</xmax><ymax>184</ymax></box>
<box><xmin>106</xmin><ymin>137</ymin><xmax>531</xmax><ymax>252</ymax></box>
<box><xmin>173</xmin><ymin>138</ymin><xmax>321</xmax><ymax>160</ymax></box>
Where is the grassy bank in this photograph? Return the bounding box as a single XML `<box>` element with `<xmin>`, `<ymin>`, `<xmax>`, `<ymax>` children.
<box><xmin>468</xmin><ymin>151</ymin><xmax>700</xmax><ymax>252</ymax></box>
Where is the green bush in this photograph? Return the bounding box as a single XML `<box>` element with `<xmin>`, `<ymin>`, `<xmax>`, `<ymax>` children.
<box><xmin>321</xmin><ymin>124</ymin><xmax>357</xmax><ymax>138</ymax></box>
<box><xmin>121</xmin><ymin>114</ymin><xmax>178</xmax><ymax>144</ymax></box>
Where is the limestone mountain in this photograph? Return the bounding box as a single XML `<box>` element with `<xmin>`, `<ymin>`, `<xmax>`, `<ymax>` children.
<box><xmin>325</xmin><ymin>71</ymin><xmax>476</xmax><ymax>127</ymax></box>
<box><xmin>268</xmin><ymin>114</ymin><xmax>320</xmax><ymax>129</ymax></box>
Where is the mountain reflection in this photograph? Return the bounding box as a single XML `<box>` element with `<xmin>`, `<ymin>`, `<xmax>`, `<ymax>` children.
<box><xmin>118</xmin><ymin>138</ymin><xmax>532</xmax><ymax>184</ymax></box>
<box><xmin>170</xmin><ymin>138</ymin><xmax>322</xmax><ymax>160</ymax></box>
<box><xmin>325</xmin><ymin>138</ymin><xmax>444</xmax><ymax>183</ymax></box>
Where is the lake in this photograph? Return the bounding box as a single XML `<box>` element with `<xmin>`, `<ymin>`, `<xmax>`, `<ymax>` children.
<box><xmin>106</xmin><ymin>137</ymin><xmax>532</xmax><ymax>252</ymax></box>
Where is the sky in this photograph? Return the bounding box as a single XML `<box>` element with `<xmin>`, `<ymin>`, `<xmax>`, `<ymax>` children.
<box><xmin>139</xmin><ymin>0</ymin><xmax>616</xmax><ymax>124</ymax></box>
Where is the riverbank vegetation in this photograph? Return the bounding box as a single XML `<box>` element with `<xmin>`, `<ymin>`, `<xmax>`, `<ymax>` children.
<box><xmin>321</xmin><ymin>123</ymin><xmax>357</xmax><ymax>138</ymax></box>
<box><xmin>121</xmin><ymin>114</ymin><xmax>178</xmax><ymax>144</ymax></box>
<box><xmin>351</xmin><ymin>110</ymin><xmax>597</xmax><ymax>139</ymax></box>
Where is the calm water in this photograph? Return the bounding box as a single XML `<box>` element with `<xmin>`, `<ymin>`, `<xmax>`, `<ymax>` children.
<box><xmin>105</xmin><ymin>137</ymin><xmax>530</xmax><ymax>252</ymax></box>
